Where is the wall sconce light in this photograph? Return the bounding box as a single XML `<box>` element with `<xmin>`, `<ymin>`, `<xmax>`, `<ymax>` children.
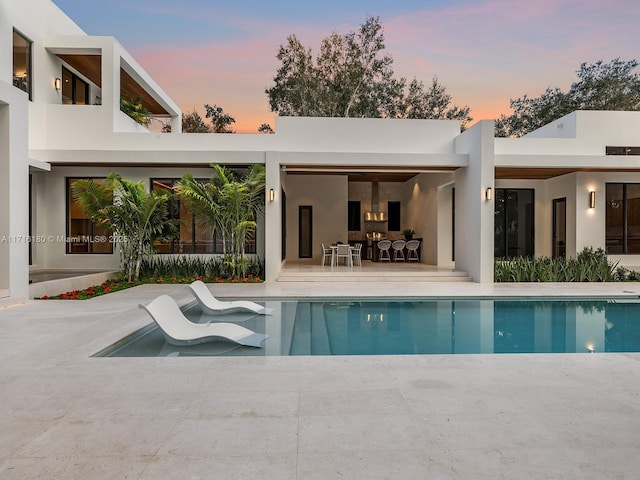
<box><xmin>485</xmin><ymin>187</ymin><xmax>492</xmax><ymax>201</ymax></box>
<box><xmin>269</xmin><ymin>188</ymin><xmax>275</xmax><ymax>202</ymax></box>
<box><xmin>54</xmin><ymin>77</ymin><xmax>61</xmax><ymax>91</ymax></box>
<box><xmin>589</xmin><ymin>191</ymin><xmax>596</xmax><ymax>209</ymax></box>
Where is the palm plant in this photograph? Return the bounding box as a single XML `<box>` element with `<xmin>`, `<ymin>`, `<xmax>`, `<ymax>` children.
<box><xmin>71</xmin><ymin>173</ymin><xmax>177</xmax><ymax>281</ymax></box>
<box><xmin>175</xmin><ymin>164</ymin><xmax>265</xmax><ymax>279</ymax></box>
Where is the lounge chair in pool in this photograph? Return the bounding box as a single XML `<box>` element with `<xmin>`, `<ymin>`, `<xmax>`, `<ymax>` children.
<box><xmin>186</xmin><ymin>280</ymin><xmax>273</xmax><ymax>315</ymax></box>
<box><xmin>138</xmin><ymin>295</ymin><xmax>268</xmax><ymax>347</ymax></box>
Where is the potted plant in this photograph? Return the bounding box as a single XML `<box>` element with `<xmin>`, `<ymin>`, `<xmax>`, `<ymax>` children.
<box><xmin>403</xmin><ymin>229</ymin><xmax>415</xmax><ymax>240</ymax></box>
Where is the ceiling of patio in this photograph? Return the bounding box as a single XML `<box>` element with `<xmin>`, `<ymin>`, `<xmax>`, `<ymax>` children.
<box><xmin>282</xmin><ymin>165</ymin><xmax>457</xmax><ymax>182</ymax></box>
<box><xmin>57</xmin><ymin>54</ymin><xmax>170</xmax><ymax>115</ymax></box>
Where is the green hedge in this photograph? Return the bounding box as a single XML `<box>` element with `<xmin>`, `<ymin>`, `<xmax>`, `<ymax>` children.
<box><xmin>138</xmin><ymin>255</ymin><xmax>264</xmax><ymax>280</ymax></box>
<box><xmin>494</xmin><ymin>247</ymin><xmax>630</xmax><ymax>282</ymax></box>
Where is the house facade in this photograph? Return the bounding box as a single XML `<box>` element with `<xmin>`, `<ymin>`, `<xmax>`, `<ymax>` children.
<box><xmin>2</xmin><ymin>0</ymin><xmax>640</xmax><ymax>304</ymax></box>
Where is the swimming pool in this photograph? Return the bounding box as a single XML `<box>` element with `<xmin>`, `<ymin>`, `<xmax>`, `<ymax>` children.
<box><xmin>96</xmin><ymin>298</ymin><xmax>640</xmax><ymax>357</ymax></box>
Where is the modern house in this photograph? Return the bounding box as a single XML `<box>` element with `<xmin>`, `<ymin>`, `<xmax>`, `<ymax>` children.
<box><xmin>3</xmin><ymin>0</ymin><xmax>640</xmax><ymax>305</ymax></box>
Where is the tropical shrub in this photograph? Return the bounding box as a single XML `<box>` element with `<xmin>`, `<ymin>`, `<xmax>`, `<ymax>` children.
<box><xmin>175</xmin><ymin>164</ymin><xmax>265</xmax><ymax>280</ymax></box>
<box><xmin>495</xmin><ymin>247</ymin><xmax>619</xmax><ymax>282</ymax></box>
<box><xmin>138</xmin><ymin>254</ymin><xmax>264</xmax><ymax>280</ymax></box>
<box><xmin>71</xmin><ymin>173</ymin><xmax>178</xmax><ymax>282</ymax></box>
<box><xmin>120</xmin><ymin>97</ymin><xmax>151</xmax><ymax>126</ymax></box>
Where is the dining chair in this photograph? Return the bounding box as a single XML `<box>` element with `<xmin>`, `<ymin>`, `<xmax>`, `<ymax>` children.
<box><xmin>392</xmin><ymin>240</ymin><xmax>406</xmax><ymax>262</ymax></box>
<box><xmin>334</xmin><ymin>243</ymin><xmax>353</xmax><ymax>267</ymax></box>
<box><xmin>321</xmin><ymin>243</ymin><xmax>332</xmax><ymax>266</ymax></box>
<box><xmin>405</xmin><ymin>240</ymin><xmax>420</xmax><ymax>262</ymax></box>
<box><xmin>351</xmin><ymin>243</ymin><xmax>362</xmax><ymax>266</ymax></box>
<box><xmin>377</xmin><ymin>240</ymin><xmax>391</xmax><ymax>262</ymax></box>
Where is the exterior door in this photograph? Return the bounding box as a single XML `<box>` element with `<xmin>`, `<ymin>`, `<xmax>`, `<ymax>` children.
<box><xmin>552</xmin><ymin>198</ymin><xmax>566</xmax><ymax>258</ymax></box>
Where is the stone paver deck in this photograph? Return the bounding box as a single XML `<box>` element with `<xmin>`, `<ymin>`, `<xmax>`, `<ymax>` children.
<box><xmin>1</xmin><ymin>282</ymin><xmax>640</xmax><ymax>479</ymax></box>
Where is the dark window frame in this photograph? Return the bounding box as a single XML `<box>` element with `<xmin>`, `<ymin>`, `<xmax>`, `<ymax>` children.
<box><xmin>12</xmin><ymin>28</ymin><xmax>33</xmax><ymax>100</ymax></box>
<box><xmin>606</xmin><ymin>146</ymin><xmax>640</xmax><ymax>156</ymax></box>
<box><xmin>66</xmin><ymin>177</ymin><xmax>114</xmax><ymax>255</ymax></box>
<box><xmin>494</xmin><ymin>188</ymin><xmax>535</xmax><ymax>258</ymax></box>
<box><xmin>62</xmin><ymin>66</ymin><xmax>90</xmax><ymax>105</ymax></box>
<box><xmin>606</xmin><ymin>183</ymin><xmax>640</xmax><ymax>254</ymax></box>
<box><xmin>150</xmin><ymin>178</ymin><xmax>256</xmax><ymax>255</ymax></box>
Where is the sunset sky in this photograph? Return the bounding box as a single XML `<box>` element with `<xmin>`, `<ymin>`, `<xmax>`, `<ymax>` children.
<box><xmin>54</xmin><ymin>0</ymin><xmax>640</xmax><ymax>133</ymax></box>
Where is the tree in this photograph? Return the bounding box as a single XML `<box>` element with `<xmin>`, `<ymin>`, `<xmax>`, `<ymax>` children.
<box><xmin>71</xmin><ymin>173</ymin><xmax>177</xmax><ymax>282</ymax></box>
<box><xmin>181</xmin><ymin>109</ymin><xmax>211</xmax><ymax>133</ymax></box>
<box><xmin>266</xmin><ymin>16</ymin><xmax>470</xmax><ymax>126</ymax></box>
<box><xmin>175</xmin><ymin>164</ymin><xmax>265</xmax><ymax>279</ymax></box>
<box><xmin>496</xmin><ymin>58</ymin><xmax>640</xmax><ymax>137</ymax></box>
<box><xmin>205</xmin><ymin>104</ymin><xmax>236</xmax><ymax>133</ymax></box>
<box><xmin>258</xmin><ymin>123</ymin><xmax>274</xmax><ymax>134</ymax></box>
<box><xmin>399</xmin><ymin>77</ymin><xmax>472</xmax><ymax>128</ymax></box>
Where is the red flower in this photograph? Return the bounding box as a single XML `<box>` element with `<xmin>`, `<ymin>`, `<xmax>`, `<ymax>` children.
<box><xmin>242</xmin><ymin>278</ymin><xmax>248</xmax><ymax>282</ymax></box>
<box><xmin>103</xmin><ymin>287</ymin><xmax>111</xmax><ymax>293</ymax></box>
<box><xmin>41</xmin><ymin>295</ymin><xmax>49</xmax><ymax>300</ymax></box>
<box><xmin>156</xmin><ymin>278</ymin><xmax>164</xmax><ymax>283</ymax></box>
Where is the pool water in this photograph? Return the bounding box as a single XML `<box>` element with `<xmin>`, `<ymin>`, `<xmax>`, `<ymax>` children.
<box><xmin>96</xmin><ymin>298</ymin><xmax>640</xmax><ymax>357</ymax></box>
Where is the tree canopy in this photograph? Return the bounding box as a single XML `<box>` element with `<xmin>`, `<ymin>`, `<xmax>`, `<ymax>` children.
<box><xmin>495</xmin><ymin>58</ymin><xmax>640</xmax><ymax>137</ymax></box>
<box><xmin>266</xmin><ymin>16</ymin><xmax>471</xmax><ymax>128</ymax></box>
<box><xmin>181</xmin><ymin>109</ymin><xmax>211</xmax><ymax>133</ymax></box>
<box><xmin>162</xmin><ymin>105</ymin><xmax>236</xmax><ymax>133</ymax></box>
<box><xmin>205</xmin><ymin>104</ymin><xmax>236</xmax><ymax>133</ymax></box>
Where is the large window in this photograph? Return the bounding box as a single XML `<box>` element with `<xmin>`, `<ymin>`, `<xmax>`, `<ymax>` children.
<box><xmin>606</xmin><ymin>183</ymin><xmax>640</xmax><ymax>254</ymax></box>
<box><xmin>494</xmin><ymin>189</ymin><xmax>534</xmax><ymax>258</ymax></box>
<box><xmin>66</xmin><ymin>178</ymin><xmax>113</xmax><ymax>254</ymax></box>
<box><xmin>62</xmin><ymin>67</ymin><xmax>89</xmax><ymax>105</ymax></box>
<box><xmin>150</xmin><ymin>178</ymin><xmax>256</xmax><ymax>255</ymax></box>
<box><xmin>13</xmin><ymin>29</ymin><xmax>32</xmax><ymax>99</ymax></box>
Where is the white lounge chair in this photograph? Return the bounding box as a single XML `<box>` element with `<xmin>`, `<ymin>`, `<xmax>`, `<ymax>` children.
<box><xmin>139</xmin><ymin>295</ymin><xmax>268</xmax><ymax>347</ymax></box>
<box><xmin>186</xmin><ymin>280</ymin><xmax>274</xmax><ymax>315</ymax></box>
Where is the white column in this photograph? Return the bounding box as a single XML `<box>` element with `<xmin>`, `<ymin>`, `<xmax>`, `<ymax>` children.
<box><xmin>454</xmin><ymin>120</ymin><xmax>495</xmax><ymax>283</ymax></box>
<box><xmin>0</xmin><ymin>82</ymin><xmax>30</xmax><ymax>302</ymax></box>
<box><xmin>264</xmin><ymin>152</ymin><xmax>282</xmax><ymax>282</ymax></box>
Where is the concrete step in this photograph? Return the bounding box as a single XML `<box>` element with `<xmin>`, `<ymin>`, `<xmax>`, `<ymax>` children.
<box><xmin>277</xmin><ymin>271</ymin><xmax>473</xmax><ymax>283</ymax></box>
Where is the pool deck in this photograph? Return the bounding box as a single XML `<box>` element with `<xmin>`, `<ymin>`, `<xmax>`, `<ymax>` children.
<box><xmin>1</xmin><ymin>282</ymin><xmax>640</xmax><ymax>479</ymax></box>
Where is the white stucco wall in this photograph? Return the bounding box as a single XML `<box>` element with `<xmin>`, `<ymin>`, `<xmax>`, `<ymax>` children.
<box><xmin>403</xmin><ymin>172</ymin><xmax>454</xmax><ymax>266</ymax></box>
<box><xmin>454</xmin><ymin>121</ymin><xmax>495</xmax><ymax>282</ymax></box>
<box><xmin>32</xmin><ymin>165</ymin><xmax>267</xmax><ymax>270</ymax></box>
<box><xmin>282</xmin><ymin>174</ymin><xmax>348</xmax><ymax>263</ymax></box>
<box><xmin>0</xmin><ymin>81</ymin><xmax>30</xmax><ymax>301</ymax></box>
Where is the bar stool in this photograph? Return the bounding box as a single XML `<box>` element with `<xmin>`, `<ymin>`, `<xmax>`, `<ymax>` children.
<box><xmin>392</xmin><ymin>240</ymin><xmax>406</xmax><ymax>262</ymax></box>
<box><xmin>405</xmin><ymin>240</ymin><xmax>420</xmax><ymax>262</ymax></box>
<box><xmin>377</xmin><ymin>240</ymin><xmax>391</xmax><ymax>262</ymax></box>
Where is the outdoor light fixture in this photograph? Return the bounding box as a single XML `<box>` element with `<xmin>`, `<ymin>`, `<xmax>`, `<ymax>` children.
<box><xmin>54</xmin><ymin>77</ymin><xmax>61</xmax><ymax>91</ymax></box>
<box><xmin>589</xmin><ymin>191</ymin><xmax>596</xmax><ymax>209</ymax></box>
<box><xmin>269</xmin><ymin>188</ymin><xmax>275</xmax><ymax>202</ymax></box>
<box><xmin>485</xmin><ymin>187</ymin><xmax>492</xmax><ymax>201</ymax></box>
